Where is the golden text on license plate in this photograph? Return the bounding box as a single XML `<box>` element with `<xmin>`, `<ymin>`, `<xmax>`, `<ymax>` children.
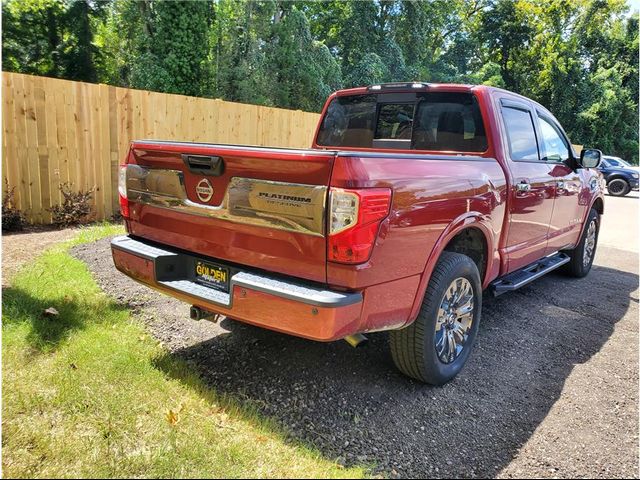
<box><xmin>194</xmin><ymin>261</ymin><xmax>230</xmax><ymax>292</ymax></box>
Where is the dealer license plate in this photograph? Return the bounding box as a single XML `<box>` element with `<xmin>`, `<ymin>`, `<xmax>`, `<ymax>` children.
<box><xmin>194</xmin><ymin>260</ymin><xmax>230</xmax><ymax>292</ymax></box>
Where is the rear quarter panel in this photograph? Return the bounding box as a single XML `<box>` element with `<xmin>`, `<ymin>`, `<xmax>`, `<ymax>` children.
<box><xmin>328</xmin><ymin>153</ymin><xmax>508</xmax><ymax>332</ymax></box>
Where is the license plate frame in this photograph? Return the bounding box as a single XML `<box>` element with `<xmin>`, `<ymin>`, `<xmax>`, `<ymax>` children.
<box><xmin>194</xmin><ymin>260</ymin><xmax>230</xmax><ymax>293</ymax></box>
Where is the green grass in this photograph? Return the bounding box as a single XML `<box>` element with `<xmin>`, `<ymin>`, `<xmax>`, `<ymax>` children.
<box><xmin>67</xmin><ymin>221</ymin><xmax>126</xmax><ymax>246</ymax></box>
<box><xmin>2</xmin><ymin>225</ymin><xmax>366</xmax><ymax>478</ymax></box>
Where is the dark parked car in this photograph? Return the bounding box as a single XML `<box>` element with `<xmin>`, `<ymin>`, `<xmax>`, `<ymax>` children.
<box><xmin>599</xmin><ymin>156</ymin><xmax>639</xmax><ymax>196</ymax></box>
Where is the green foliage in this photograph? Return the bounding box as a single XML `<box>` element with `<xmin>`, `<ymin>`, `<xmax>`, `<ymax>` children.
<box><xmin>2</xmin><ymin>0</ymin><xmax>104</xmax><ymax>81</ymax></box>
<box><xmin>48</xmin><ymin>183</ymin><xmax>94</xmax><ymax>228</ymax></box>
<box><xmin>130</xmin><ymin>0</ymin><xmax>212</xmax><ymax>96</ymax></box>
<box><xmin>215</xmin><ymin>0</ymin><xmax>277</xmax><ymax>104</ymax></box>
<box><xmin>346</xmin><ymin>52</ymin><xmax>389</xmax><ymax>87</ymax></box>
<box><xmin>267</xmin><ymin>6</ymin><xmax>342</xmax><ymax>110</ymax></box>
<box><xmin>577</xmin><ymin>65</ymin><xmax>639</xmax><ymax>162</ymax></box>
<box><xmin>2</xmin><ymin>181</ymin><xmax>25</xmax><ymax>232</ymax></box>
<box><xmin>2</xmin><ymin>0</ymin><xmax>638</xmax><ymax>163</ymax></box>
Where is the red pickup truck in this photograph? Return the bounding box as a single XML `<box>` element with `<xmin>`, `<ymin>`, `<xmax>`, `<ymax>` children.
<box><xmin>111</xmin><ymin>82</ymin><xmax>604</xmax><ymax>385</ymax></box>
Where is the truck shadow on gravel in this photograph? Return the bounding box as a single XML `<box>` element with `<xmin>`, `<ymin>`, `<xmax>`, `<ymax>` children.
<box><xmin>155</xmin><ymin>264</ymin><xmax>638</xmax><ymax>478</ymax></box>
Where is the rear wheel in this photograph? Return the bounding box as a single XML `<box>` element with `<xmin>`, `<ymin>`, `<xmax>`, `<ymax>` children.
<box><xmin>607</xmin><ymin>178</ymin><xmax>630</xmax><ymax>197</ymax></box>
<box><xmin>562</xmin><ymin>208</ymin><xmax>599</xmax><ymax>278</ymax></box>
<box><xmin>390</xmin><ymin>252</ymin><xmax>481</xmax><ymax>385</ymax></box>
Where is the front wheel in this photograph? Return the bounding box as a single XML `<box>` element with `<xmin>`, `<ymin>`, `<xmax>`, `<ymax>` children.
<box><xmin>607</xmin><ymin>178</ymin><xmax>630</xmax><ymax>197</ymax></box>
<box><xmin>562</xmin><ymin>208</ymin><xmax>600</xmax><ymax>278</ymax></box>
<box><xmin>390</xmin><ymin>252</ymin><xmax>481</xmax><ymax>385</ymax></box>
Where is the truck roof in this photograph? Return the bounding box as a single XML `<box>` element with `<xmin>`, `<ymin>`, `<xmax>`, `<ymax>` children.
<box><xmin>334</xmin><ymin>82</ymin><xmax>477</xmax><ymax>96</ymax></box>
<box><xmin>332</xmin><ymin>82</ymin><xmax>558</xmax><ymax>124</ymax></box>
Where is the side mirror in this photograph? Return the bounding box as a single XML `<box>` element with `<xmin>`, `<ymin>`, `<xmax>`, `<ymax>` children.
<box><xmin>579</xmin><ymin>148</ymin><xmax>602</xmax><ymax>169</ymax></box>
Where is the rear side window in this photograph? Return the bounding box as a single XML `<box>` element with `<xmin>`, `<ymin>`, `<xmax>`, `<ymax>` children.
<box><xmin>316</xmin><ymin>95</ymin><xmax>376</xmax><ymax>148</ymax></box>
<box><xmin>412</xmin><ymin>94</ymin><xmax>487</xmax><ymax>152</ymax></box>
<box><xmin>316</xmin><ymin>92</ymin><xmax>487</xmax><ymax>152</ymax></box>
<box><xmin>501</xmin><ymin>107</ymin><xmax>539</xmax><ymax>161</ymax></box>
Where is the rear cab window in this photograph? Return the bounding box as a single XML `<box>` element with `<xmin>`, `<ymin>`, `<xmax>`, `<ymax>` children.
<box><xmin>316</xmin><ymin>92</ymin><xmax>488</xmax><ymax>153</ymax></box>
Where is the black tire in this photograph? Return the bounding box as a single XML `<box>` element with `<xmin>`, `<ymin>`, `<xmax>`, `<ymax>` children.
<box><xmin>390</xmin><ymin>252</ymin><xmax>481</xmax><ymax>385</ymax></box>
<box><xmin>562</xmin><ymin>208</ymin><xmax>600</xmax><ymax>278</ymax></box>
<box><xmin>607</xmin><ymin>178</ymin><xmax>630</xmax><ymax>197</ymax></box>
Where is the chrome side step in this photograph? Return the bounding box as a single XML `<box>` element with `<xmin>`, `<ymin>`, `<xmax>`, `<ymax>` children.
<box><xmin>490</xmin><ymin>252</ymin><xmax>570</xmax><ymax>297</ymax></box>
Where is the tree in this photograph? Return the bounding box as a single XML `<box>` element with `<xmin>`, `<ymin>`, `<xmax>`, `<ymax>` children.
<box><xmin>215</xmin><ymin>0</ymin><xmax>276</xmax><ymax>104</ymax></box>
<box><xmin>1</xmin><ymin>0</ymin><xmax>638</xmax><ymax>162</ymax></box>
<box><xmin>346</xmin><ymin>52</ymin><xmax>389</xmax><ymax>86</ymax></box>
<box><xmin>130</xmin><ymin>0</ymin><xmax>212</xmax><ymax>96</ymax></box>
<box><xmin>578</xmin><ymin>65</ymin><xmax>638</xmax><ymax>162</ymax></box>
<box><xmin>479</xmin><ymin>0</ymin><xmax>533</xmax><ymax>90</ymax></box>
<box><xmin>2</xmin><ymin>0</ymin><xmax>105</xmax><ymax>82</ymax></box>
<box><xmin>2</xmin><ymin>0</ymin><xmax>65</xmax><ymax>77</ymax></box>
<box><xmin>268</xmin><ymin>5</ymin><xmax>341</xmax><ymax>110</ymax></box>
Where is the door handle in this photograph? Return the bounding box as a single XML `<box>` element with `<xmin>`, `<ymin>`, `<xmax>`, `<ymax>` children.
<box><xmin>516</xmin><ymin>182</ymin><xmax>531</xmax><ymax>192</ymax></box>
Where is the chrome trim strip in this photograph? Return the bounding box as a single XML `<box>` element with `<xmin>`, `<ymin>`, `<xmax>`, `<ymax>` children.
<box><xmin>111</xmin><ymin>235</ymin><xmax>362</xmax><ymax>308</ymax></box>
<box><xmin>125</xmin><ymin>165</ymin><xmax>327</xmax><ymax>236</ymax></box>
<box><xmin>134</xmin><ymin>140</ymin><xmax>337</xmax><ymax>157</ymax></box>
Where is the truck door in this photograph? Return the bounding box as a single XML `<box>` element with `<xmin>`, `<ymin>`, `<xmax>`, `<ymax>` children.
<box><xmin>534</xmin><ymin>112</ymin><xmax>585</xmax><ymax>253</ymax></box>
<box><xmin>499</xmin><ymin>99</ymin><xmax>556</xmax><ymax>272</ymax></box>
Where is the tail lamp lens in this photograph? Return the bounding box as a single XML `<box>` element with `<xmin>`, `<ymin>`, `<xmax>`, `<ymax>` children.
<box><xmin>118</xmin><ymin>165</ymin><xmax>129</xmax><ymax>219</ymax></box>
<box><xmin>328</xmin><ymin>188</ymin><xmax>391</xmax><ymax>264</ymax></box>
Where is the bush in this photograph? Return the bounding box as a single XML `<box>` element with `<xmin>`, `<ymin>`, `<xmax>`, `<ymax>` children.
<box><xmin>2</xmin><ymin>181</ymin><xmax>25</xmax><ymax>232</ymax></box>
<box><xmin>49</xmin><ymin>182</ymin><xmax>95</xmax><ymax>227</ymax></box>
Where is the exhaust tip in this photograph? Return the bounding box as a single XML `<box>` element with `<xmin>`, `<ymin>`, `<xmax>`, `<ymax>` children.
<box><xmin>344</xmin><ymin>333</ymin><xmax>368</xmax><ymax>348</ymax></box>
<box><xmin>190</xmin><ymin>306</ymin><xmax>203</xmax><ymax>320</ymax></box>
<box><xmin>190</xmin><ymin>305</ymin><xmax>221</xmax><ymax>323</ymax></box>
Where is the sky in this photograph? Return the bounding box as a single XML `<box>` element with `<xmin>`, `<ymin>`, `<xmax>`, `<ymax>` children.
<box><xmin>629</xmin><ymin>0</ymin><xmax>640</xmax><ymax>12</ymax></box>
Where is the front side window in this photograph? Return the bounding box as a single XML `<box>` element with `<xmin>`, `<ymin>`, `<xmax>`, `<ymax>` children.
<box><xmin>538</xmin><ymin>116</ymin><xmax>570</xmax><ymax>162</ymax></box>
<box><xmin>316</xmin><ymin>92</ymin><xmax>487</xmax><ymax>152</ymax></box>
<box><xmin>501</xmin><ymin>106</ymin><xmax>539</xmax><ymax>161</ymax></box>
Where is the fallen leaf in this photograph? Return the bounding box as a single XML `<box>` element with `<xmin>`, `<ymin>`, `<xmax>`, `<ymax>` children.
<box><xmin>43</xmin><ymin>307</ymin><xmax>59</xmax><ymax>317</ymax></box>
<box><xmin>166</xmin><ymin>409</ymin><xmax>179</xmax><ymax>426</ymax></box>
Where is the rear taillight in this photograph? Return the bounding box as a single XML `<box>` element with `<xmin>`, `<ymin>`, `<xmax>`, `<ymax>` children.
<box><xmin>328</xmin><ymin>187</ymin><xmax>391</xmax><ymax>264</ymax></box>
<box><xmin>118</xmin><ymin>165</ymin><xmax>129</xmax><ymax>219</ymax></box>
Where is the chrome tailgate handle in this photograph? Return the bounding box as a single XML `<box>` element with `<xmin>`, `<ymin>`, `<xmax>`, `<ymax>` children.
<box><xmin>182</xmin><ymin>154</ymin><xmax>225</xmax><ymax>176</ymax></box>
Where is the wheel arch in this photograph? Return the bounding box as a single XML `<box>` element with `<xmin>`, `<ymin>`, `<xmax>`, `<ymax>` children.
<box><xmin>405</xmin><ymin>213</ymin><xmax>497</xmax><ymax>327</ymax></box>
<box><xmin>592</xmin><ymin>196</ymin><xmax>604</xmax><ymax>216</ymax></box>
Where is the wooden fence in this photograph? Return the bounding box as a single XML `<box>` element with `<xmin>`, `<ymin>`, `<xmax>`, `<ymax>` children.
<box><xmin>1</xmin><ymin>72</ymin><xmax>321</xmax><ymax>223</ymax></box>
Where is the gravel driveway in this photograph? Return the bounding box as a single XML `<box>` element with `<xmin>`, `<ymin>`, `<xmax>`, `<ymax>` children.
<box><xmin>72</xmin><ymin>208</ymin><xmax>638</xmax><ymax>478</ymax></box>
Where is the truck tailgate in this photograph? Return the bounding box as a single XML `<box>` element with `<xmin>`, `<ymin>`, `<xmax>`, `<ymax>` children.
<box><xmin>122</xmin><ymin>141</ymin><xmax>336</xmax><ymax>283</ymax></box>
